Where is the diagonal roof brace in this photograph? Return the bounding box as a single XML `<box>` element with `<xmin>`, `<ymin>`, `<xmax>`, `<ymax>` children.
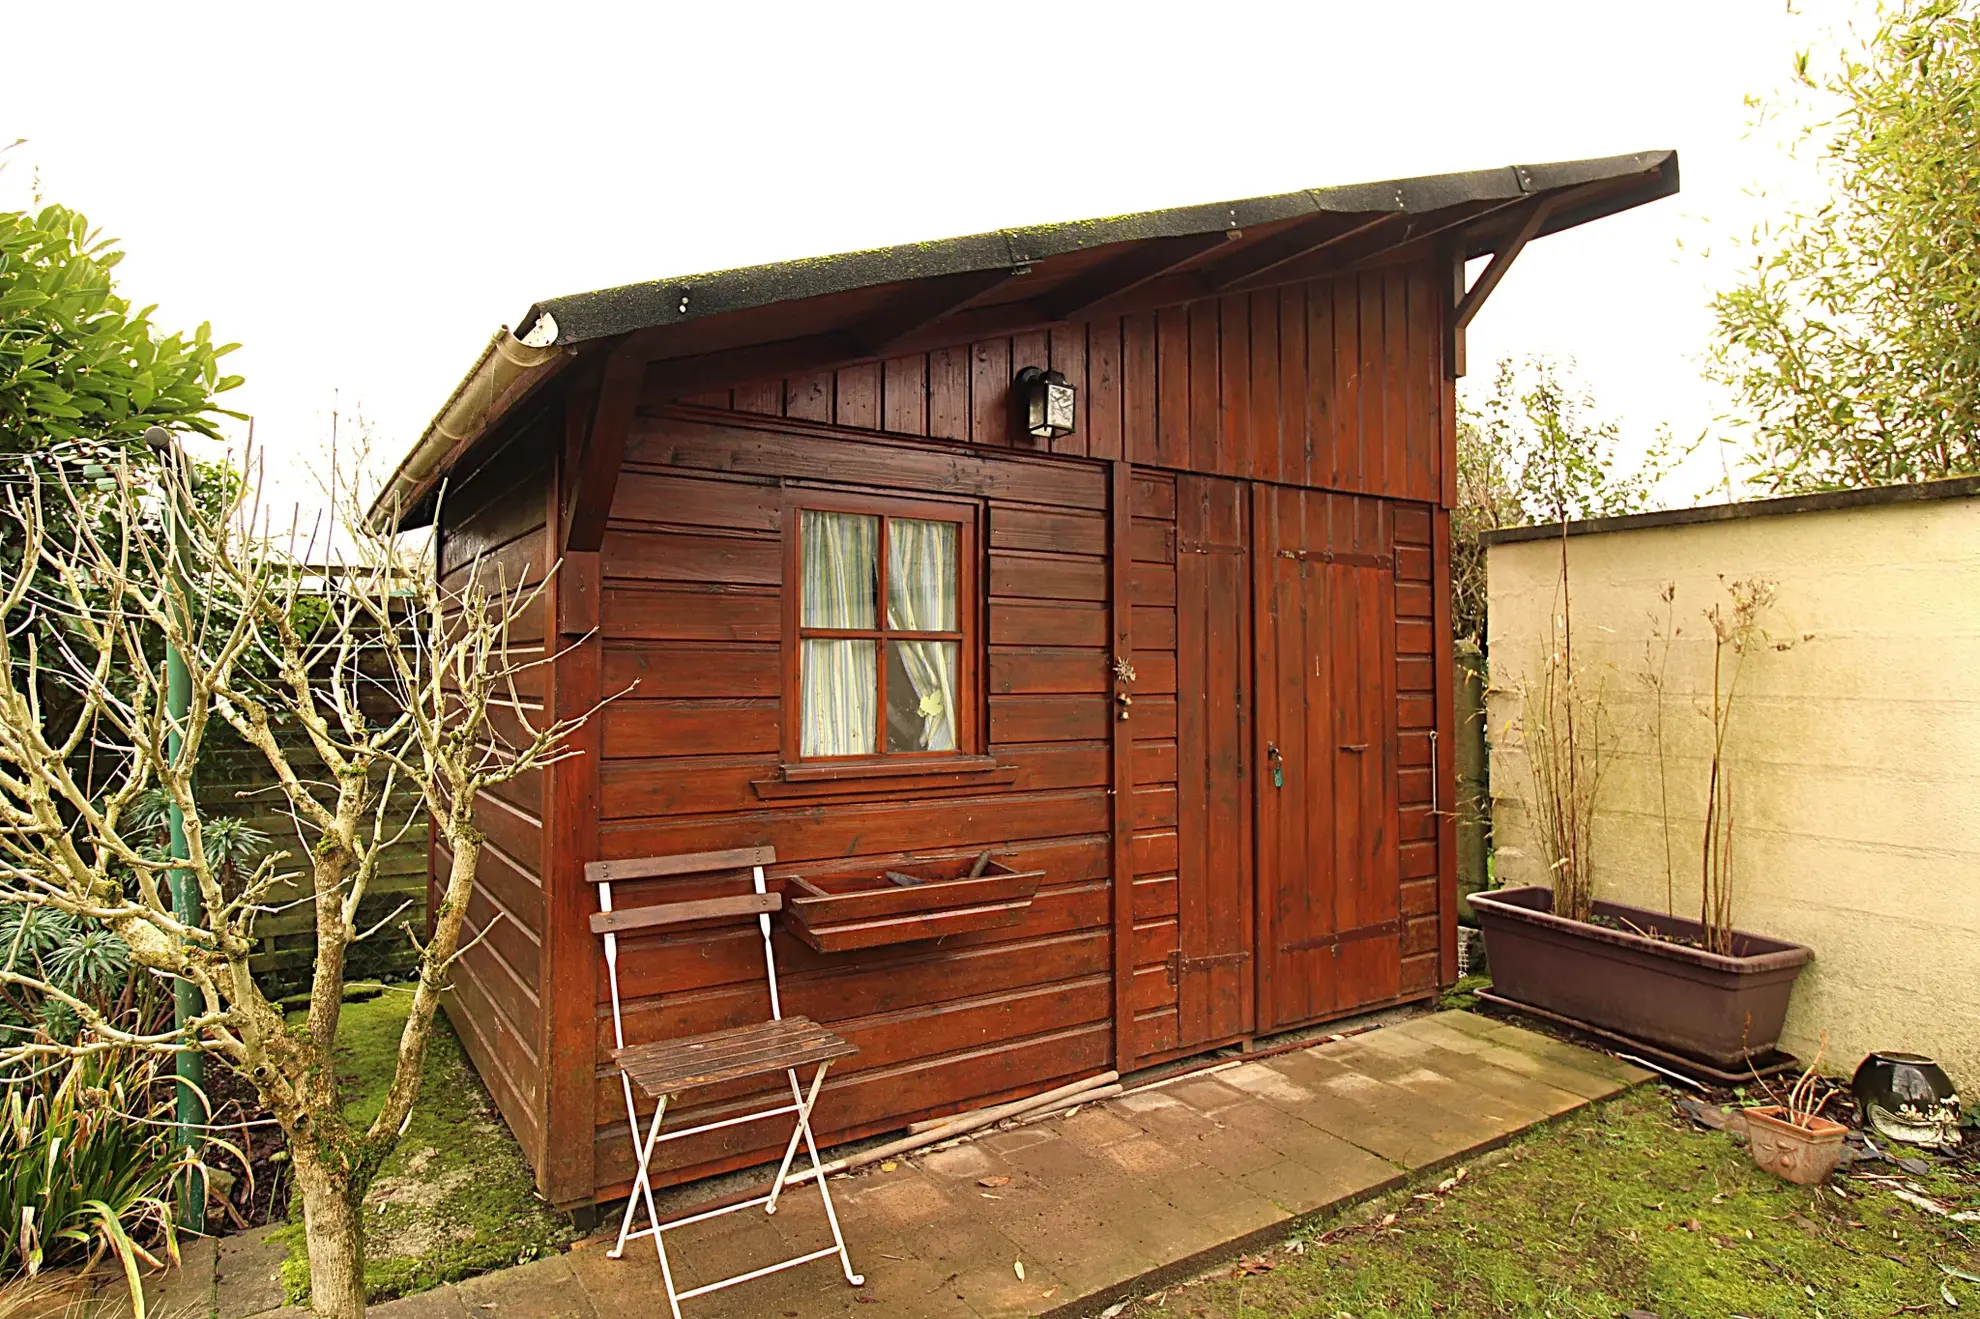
<box><xmin>1446</xmin><ymin>195</ymin><xmax>1560</xmax><ymax>377</ymax></box>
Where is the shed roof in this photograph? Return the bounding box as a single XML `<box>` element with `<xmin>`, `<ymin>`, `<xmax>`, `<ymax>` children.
<box><xmin>376</xmin><ymin>149</ymin><xmax>1677</xmax><ymax>527</ymax></box>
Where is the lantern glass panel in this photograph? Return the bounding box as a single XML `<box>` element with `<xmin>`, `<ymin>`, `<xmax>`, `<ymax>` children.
<box><xmin>1044</xmin><ymin>379</ymin><xmax>1075</xmax><ymax>435</ymax></box>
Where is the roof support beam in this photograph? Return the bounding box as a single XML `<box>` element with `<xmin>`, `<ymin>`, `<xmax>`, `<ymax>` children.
<box><xmin>563</xmin><ymin>343</ymin><xmax>645</xmax><ymax>552</ymax></box>
<box><xmin>1203</xmin><ymin>213</ymin><xmax>1393</xmax><ymax>292</ymax></box>
<box><xmin>850</xmin><ymin>268</ymin><xmax>1019</xmax><ymax>358</ymax></box>
<box><xmin>1043</xmin><ymin>232</ymin><xmax>1233</xmax><ymax>321</ymax></box>
<box><xmin>1446</xmin><ymin>196</ymin><xmax>1558</xmax><ymax>378</ymax></box>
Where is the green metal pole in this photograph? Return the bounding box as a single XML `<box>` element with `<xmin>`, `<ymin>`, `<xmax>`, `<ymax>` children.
<box><xmin>154</xmin><ymin>428</ymin><xmax>205</xmax><ymax>1235</ymax></box>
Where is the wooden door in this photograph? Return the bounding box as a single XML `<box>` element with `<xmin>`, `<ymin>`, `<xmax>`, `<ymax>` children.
<box><xmin>1253</xmin><ymin>486</ymin><xmax>1402</xmax><ymax>1031</ymax></box>
<box><xmin>1169</xmin><ymin>475</ymin><xmax>1254</xmax><ymax>1051</ymax></box>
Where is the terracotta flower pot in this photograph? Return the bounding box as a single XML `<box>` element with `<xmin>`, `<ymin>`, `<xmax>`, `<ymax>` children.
<box><xmin>1743</xmin><ymin>1105</ymin><xmax>1847</xmax><ymax>1185</ymax></box>
<box><xmin>1470</xmin><ymin>887</ymin><xmax>1812</xmax><ymax>1065</ymax></box>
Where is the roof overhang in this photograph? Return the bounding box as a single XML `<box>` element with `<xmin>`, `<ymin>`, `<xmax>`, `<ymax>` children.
<box><xmin>372</xmin><ymin>149</ymin><xmax>1677</xmax><ymax>530</ymax></box>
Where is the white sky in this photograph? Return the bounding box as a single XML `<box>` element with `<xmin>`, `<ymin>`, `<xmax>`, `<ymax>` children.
<box><xmin>2</xmin><ymin>0</ymin><xmax>1859</xmax><ymax>510</ymax></box>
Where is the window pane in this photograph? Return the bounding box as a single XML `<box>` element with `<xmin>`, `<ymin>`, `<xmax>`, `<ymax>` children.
<box><xmin>802</xmin><ymin>639</ymin><xmax>876</xmax><ymax>756</ymax></box>
<box><xmin>886</xmin><ymin>640</ymin><xmax>958</xmax><ymax>753</ymax></box>
<box><xmin>801</xmin><ymin>511</ymin><xmax>877</xmax><ymax>629</ymax></box>
<box><xmin>885</xmin><ymin>518</ymin><xmax>957</xmax><ymax>632</ymax></box>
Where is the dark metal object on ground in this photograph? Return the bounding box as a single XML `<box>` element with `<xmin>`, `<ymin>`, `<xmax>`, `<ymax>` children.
<box><xmin>1852</xmin><ymin>1051</ymin><xmax>1962</xmax><ymax>1149</ymax></box>
<box><xmin>1471</xmin><ymin>887</ymin><xmax>1812</xmax><ymax>1066</ymax></box>
<box><xmin>1474</xmin><ymin>989</ymin><xmax>1802</xmax><ymax>1086</ymax></box>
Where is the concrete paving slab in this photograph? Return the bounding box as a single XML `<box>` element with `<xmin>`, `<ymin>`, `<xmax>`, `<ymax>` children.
<box><xmin>369</xmin><ymin>1285</ymin><xmax>473</xmax><ymax>1319</ymax></box>
<box><xmin>401</xmin><ymin>1009</ymin><xmax>1649</xmax><ymax>1319</ymax></box>
<box><xmin>212</xmin><ymin>1226</ymin><xmax>289</xmax><ymax>1319</ymax></box>
<box><xmin>455</xmin><ymin>1255</ymin><xmax>594</xmax><ymax>1319</ymax></box>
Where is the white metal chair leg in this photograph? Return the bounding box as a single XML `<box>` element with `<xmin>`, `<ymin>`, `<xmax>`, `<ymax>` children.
<box><xmin>793</xmin><ymin>1082</ymin><xmax>863</xmax><ymax>1286</ymax></box>
<box><xmin>610</xmin><ymin>1091</ymin><xmax>669</xmax><ymax>1258</ymax></box>
<box><xmin>764</xmin><ymin>1062</ymin><xmax>831</xmax><ymax>1216</ymax></box>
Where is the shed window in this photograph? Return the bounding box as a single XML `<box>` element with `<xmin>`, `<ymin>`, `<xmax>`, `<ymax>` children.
<box><xmin>793</xmin><ymin>499</ymin><xmax>976</xmax><ymax>761</ymax></box>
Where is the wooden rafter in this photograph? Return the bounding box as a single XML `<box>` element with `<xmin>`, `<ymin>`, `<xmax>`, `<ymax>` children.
<box><xmin>563</xmin><ymin>344</ymin><xmax>645</xmax><ymax>552</ymax></box>
<box><xmin>1203</xmin><ymin>213</ymin><xmax>1394</xmax><ymax>292</ymax></box>
<box><xmin>850</xmin><ymin>268</ymin><xmax>1018</xmax><ymax>358</ymax></box>
<box><xmin>1043</xmin><ymin>232</ymin><xmax>1233</xmax><ymax>321</ymax></box>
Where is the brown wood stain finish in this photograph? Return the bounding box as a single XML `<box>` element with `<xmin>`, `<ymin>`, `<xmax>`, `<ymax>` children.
<box><xmin>434</xmin><ymin>254</ymin><xmax>1458</xmax><ymax>1208</ymax></box>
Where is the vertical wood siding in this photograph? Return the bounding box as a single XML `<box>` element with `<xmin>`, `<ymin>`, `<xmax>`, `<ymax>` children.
<box><xmin>684</xmin><ymin>268</ymin><xmax>1445</xmax><ymax>506</ymax></box>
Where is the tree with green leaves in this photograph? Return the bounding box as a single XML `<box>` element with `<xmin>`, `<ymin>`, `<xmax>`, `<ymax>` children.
<box><xmin>2</xmin><ymin>187</ymin><xmax>242</xmax><ymax>454</ymax></box>
<box><xmin>1710</xmin><ymin>0</ymin><xmax>1980</xmax><ymax>492</ymax></box>
<box><xmin>1451</xmin><ymin>357</ymin><xmax>1675</xmax><ymax>644</ymax></box>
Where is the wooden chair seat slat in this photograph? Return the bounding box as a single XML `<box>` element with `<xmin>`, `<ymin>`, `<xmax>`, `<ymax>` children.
<box><xmin>613</xmin><ymin>1015</ymin><xmax>855</xmax><ymax>1096</ymax></box>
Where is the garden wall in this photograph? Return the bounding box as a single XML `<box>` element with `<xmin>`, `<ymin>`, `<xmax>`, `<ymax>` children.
<box><xmin>1484</xmin><ymin>476</ymin><xmax>1980</xmax><ymax>1084</ymax></box>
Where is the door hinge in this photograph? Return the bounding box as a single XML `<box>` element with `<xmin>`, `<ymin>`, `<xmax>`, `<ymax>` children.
<box><xmin>1165</xmin><ymin>948</ymin><xmax>1253</xmax><ymax>987</ymax></box>
<box><xmin>1275</xmin><ymin>549</ymin><xmax>1392</xmax><ymax>568</ymax></box>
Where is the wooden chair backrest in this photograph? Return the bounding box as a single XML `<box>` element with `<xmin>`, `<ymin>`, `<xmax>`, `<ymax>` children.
<box><xmin>586</xmin><ymin>846</ymin><xmax>781</xmax><ymax>936</ymax></box>
<box><xmin>590</xmin><ymin>847</ymin><xmax>787</xmax><ymax>1053</ymax></box>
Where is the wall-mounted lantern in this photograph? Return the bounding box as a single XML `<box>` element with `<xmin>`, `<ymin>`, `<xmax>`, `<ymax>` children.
<box><xmin>1014</xmin><ymin>367</ymin><xmax>1076</xmax><ymax>443</ymax></box>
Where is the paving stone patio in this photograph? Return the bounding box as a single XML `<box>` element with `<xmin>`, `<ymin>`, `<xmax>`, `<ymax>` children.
<box><xmin>198</xmin><ymin>1010</ymin><xmax>1647</xmax><ymax>1319</ymax></box>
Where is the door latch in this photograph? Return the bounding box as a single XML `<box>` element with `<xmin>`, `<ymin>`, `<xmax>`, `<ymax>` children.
<box><xmin>1267</xmin><ymin>742</ymin><xmax>1284</xmax><ymax>789</ymax></box>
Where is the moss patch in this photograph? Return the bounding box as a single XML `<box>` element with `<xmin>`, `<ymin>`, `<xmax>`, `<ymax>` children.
<box><xmin>279</xmin><ymin>991</ymin><xmax>577</xmax><ymax>1304</ymax></box>
<box><xmin>1132</xmin><ymin>1088</ymin><xmax>1980</xmax><ymax>1319</ymax></box>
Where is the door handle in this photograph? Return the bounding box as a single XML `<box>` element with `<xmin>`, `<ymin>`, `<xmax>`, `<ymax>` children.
<box><xmin>1339</xmin><ymin>743</ymin><xmax>1368</xmax><ymax>753</ymax></box>
<box><xmin>1266</xmin><ymin>742</ymin><xmax>1284</xmax><ymax>789</ymax></box>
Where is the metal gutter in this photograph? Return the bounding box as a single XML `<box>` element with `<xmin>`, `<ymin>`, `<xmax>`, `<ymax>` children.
<box><xmin>367</xmin><ymin>326</ymin><xmax>570</xmax><ymax>529</ymax></box>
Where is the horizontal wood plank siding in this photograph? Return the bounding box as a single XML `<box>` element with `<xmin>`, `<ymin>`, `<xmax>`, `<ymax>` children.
<box><xmin>591</xmin><ymin>420</ymin><xmax>1116</xmax><ymax>1190</ymax></box>
<box><xmin>434</xmin><ymin>428</ymin><xmax>551</xmax><ymax>1158</ymax></box>
<box><xmin>1124</xmin><ymin>470</ymin><xmax>1181</xmax><ymax>1061</ymax></box>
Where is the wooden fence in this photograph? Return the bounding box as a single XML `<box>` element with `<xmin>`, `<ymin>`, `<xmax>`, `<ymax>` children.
<box><xmin>197</xmin><ymin>726</ymin><xmax>429</xmax><ymax>998</ymax></box>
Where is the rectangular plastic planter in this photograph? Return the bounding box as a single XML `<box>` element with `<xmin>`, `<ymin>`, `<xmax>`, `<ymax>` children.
<box><xmin>1469</xmin><ymin>886</ymin><xmax>1812</xmax><ymax>1066</ymax></box>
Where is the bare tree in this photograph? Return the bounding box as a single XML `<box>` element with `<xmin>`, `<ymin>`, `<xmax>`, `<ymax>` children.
<box><xmin>0</xmin><ymin>443</ymin><xmax>590</xmax><ymax>1319</ymax></box>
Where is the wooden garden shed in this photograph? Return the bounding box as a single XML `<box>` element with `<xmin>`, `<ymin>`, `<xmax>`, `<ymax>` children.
<box><xmin>373</xmin><ymin>150</ymin><xmax>1678</xmax><ymax>1211</ymax></box>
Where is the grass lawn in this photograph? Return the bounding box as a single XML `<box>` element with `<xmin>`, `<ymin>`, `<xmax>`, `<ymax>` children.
<box><xmin>1132</xmin><ymin>1087</ymin><xmax>1979</xmax><ymax>1319</ymax></box>
<box><xmin>273</xmin><ymin>989</ymin><xmax>577</xmax><ymax>1304</ymax></box>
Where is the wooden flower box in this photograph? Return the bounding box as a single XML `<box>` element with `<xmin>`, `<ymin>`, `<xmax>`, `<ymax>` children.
<box><xmin>781</xmin><ymin>857</ymin><xmax>1044</xmax><ymax>953</ymax></box>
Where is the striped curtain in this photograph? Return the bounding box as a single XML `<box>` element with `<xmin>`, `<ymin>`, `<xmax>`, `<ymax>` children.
<box><xmin>886</xmin><ymin>518</ymin><xmax>958</xmax><ymax>752</ymax></box>
<box><xmin>801</xmin><ymin>511</ymin><xmax>877</xmax><ymax>755</ymax></box>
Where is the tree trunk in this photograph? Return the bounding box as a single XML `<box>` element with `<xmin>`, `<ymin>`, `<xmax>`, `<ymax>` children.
<box><xmin>291</xmin><ymin>1147</ymin><xmax>369</xmax><ymax>1319</ymax></box>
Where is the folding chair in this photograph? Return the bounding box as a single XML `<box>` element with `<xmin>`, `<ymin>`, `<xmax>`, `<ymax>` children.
<box><xmin>590</xmin><ymin>846</ymin><xmax>863</xmax><ymax>1316</ymax></box>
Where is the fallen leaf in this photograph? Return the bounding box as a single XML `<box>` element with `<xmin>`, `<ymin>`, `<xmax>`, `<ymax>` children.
<box><xmin>1236</xmin><ymin>1254</ymin><xmax>1277</xmax><ymax>1275</ymax></box>
<box><xmin>855</xmin><ymin>1297</ymin><xmax>881</xmax><ymax>1305</ymax></box>
<box><xmin>1379</xmin><ymin>1212</ymin><xmax>1397</xmax><ymax>1227</ymax></box>
<box><xmin>978</xmin><ymin>1175</ymin><xmax>1011</xmax><ymax>1188</ymax></box>
<box><xmin>1014</xmin><ymin>1260</ymin><xmax>1026</xmax><ymax>1281</ymax></box>
<box><xmin>1943</xmin><ymin>1282</ymin><xmax>1960</xmax><ymax>1309</ymax></box>
<box><xmin>879</xmin><ymin>1161</ymin><xmax>898</xmax><ymax>1173</ymax></box>
<box><xmin>1099</xmin><ymin>1305</ymin><xmax>1128</xmax><ymax>1319</ymax></box>
<box><xmin>1682</xmin><ymin>1218</ymin><xmax>1703</xmax><ymax>1232</ymax></box>
<box><xmin>1945</xmin><ymin>1265</ymin><xmax>1980</xmax><ymax>1284</ymax></box>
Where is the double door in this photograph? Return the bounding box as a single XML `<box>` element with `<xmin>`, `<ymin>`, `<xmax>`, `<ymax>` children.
<box><xmin>1138</xmin><ymin>477</ymin><xmax>1413</xmax><ymax>1063</ymax></box>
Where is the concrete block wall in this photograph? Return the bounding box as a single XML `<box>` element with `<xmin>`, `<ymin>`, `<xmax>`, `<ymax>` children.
<box><xmin>1484</xmin><ymin>486</ymin><xmax>1980</xmax><ymax>1085</ymax></box>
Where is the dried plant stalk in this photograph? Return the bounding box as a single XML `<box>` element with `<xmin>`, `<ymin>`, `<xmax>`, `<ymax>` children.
<box><xmin>1518</xmin><ymin>533</ymin><xmax>1614</xmax><ymax>925</ymax></box>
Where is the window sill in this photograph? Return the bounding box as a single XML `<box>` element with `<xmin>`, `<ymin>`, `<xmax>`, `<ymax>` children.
<box><xmin>752</xmin><ymin>756</ymin><xmax>1014</xmax><ymax>800</ymax></box>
